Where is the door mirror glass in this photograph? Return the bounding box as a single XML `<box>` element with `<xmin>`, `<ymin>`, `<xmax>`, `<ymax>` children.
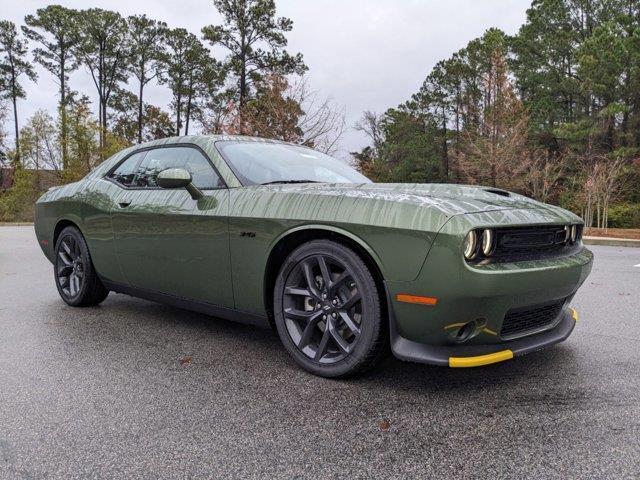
<box><xmin>157</xmin><ymin>168</ymin><xmax>192</xmax><ymax>189</ymax></box>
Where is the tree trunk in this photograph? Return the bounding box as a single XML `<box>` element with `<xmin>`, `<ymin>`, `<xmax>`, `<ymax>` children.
<box><xmin>185</xmin><ymin>87</ymin><xmax>192</xmax><ymax>135</ymax></box>
<box><xmin>8</xmin><ymin>59</ymin><xmax>20</xmax><ymax>166</ymax></box>
<box><xmin>138</xmin><ymin>75</ymin><xmax>144</xmax><ymax>144</ymax></box>
<box><xmin>454</xmin><ymin>86</ymin><xmax>460</xmax><ymax>183</ymax></box>
<box><xmin>98</xmin><ymin>101</ymin><xmax>103</xmax><ymax>153</ymax></box>
<box><xmin>12</xmin><ymin>91</ymin><xmax>19</xmax><ymax>166</ymax></box>
<box><xmin>60</xmin><ymin>55</ymin><xmax>68</xmax><ymax>170</ymax></box>
<box><xmin>102</xmin><ymin>98</ymin><xmax>108</xmax><ymax>157</ymax></box>
<box><xmin>238</xmin><ymin>46</ymin><xmax>247</xmax><ymax>131</ymax></box>
<box><xmin>622</xmin><ymin>66</ymin><xmax>631</xmax><ymax>146</ymax></box>
<box><xmin>176</xmin><ymin>94</ymin><xmax>182</xmax><ymax>136</ymax></box>
<box><xmin>98</xmin><ymin>47</ymin><xmax>105</xmax><ymax>156</ymax></box>
<box><xmin>239</xmin><ymin>67</ymin><xmax>246</xmax><ymax>107</ymax></box>
<box><xmin>441</xmin><ymin>106</ymin><xmax>448</xmax><ymax>180</ymax></box>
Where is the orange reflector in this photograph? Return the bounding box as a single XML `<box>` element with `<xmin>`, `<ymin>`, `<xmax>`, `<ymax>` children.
<box><xmin>396</xmin><ymin>294</ymin><xmax>438</xmax><ymax>306</ymax></box>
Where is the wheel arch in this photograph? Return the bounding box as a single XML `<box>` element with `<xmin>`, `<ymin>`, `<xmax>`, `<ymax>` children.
<box><xmin>53</xmin><ymin>217</ymin><xmax>83</xmax><ymax>247</ymax></box>
<box><xmin>263</xmin><ymin>225</ymin><xmax>388</xmax><ymax>329</ymax></box>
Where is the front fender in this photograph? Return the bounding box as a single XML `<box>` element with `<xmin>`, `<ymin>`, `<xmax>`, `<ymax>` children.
<box><xmin>268</xmin><ymin>223</ymin><xmax>386</xmax><ymax>277</ymax></box>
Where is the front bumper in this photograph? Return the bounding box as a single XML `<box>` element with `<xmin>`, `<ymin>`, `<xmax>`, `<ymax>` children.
<box><xmin>384</xmin><ymin>208</ymin><xmax>593</xmax><ymax>366</ymax></box>
<box><xmin>386</xmin><ymin>244</ymin><xmax>592</xmax><ymax>346</ymax></box>
<box><xmin>389</xmin><ymin>305</ymin><xmax>578</xmax><ymax>367</ymax></box>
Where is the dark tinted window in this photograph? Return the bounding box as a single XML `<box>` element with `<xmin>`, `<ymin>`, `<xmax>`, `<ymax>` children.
<box><xmin>109</xmin><ymin>147</ymin><xmax>223</xmax><ymax>189</ymax></box>
<box><xmin>108</xmin><ymin>151</ymin><xmax>146</xmax><ymax>187</ymax></box>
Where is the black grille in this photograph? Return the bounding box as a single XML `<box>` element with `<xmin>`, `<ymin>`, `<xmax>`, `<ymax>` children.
<box><xmin>488</xmin><ymin>225</ymin><xmax>581</xmax><ymax>263</ymax></box>
<box><xmin>496</xmin><ymin>226</ymin><xmax>566</xmax><ymax>256</ymax></box>
<box><xmin>500</xmin><ymin>299</ymin><xmax>566</xmax><ymax>339</ymax></box>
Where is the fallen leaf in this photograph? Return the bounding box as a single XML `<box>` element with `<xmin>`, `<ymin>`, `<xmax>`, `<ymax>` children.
<box><xmin>379</xmin><ymin>419</ymin><xmax>391</xmax><ymax>432</ymax></box>
<box><xmin>180</xmin><ymin>356</ymin><xmax>192</xmax><ymax>366</ymax></box>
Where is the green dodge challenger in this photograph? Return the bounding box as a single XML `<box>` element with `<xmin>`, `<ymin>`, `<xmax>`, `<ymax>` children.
<box><xmin>35</xmin><ymin>135</ymin><xmax>593</xmax><ymax>377</ymax></box>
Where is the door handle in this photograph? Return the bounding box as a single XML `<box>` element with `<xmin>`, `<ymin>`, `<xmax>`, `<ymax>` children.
<box><xmin>118</xmin><ymin>201</ymin><xmax>132</xmax><ymax>208</ymax></box>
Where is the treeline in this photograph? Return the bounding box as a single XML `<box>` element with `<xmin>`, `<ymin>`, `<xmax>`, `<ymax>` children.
<box><xmin>354</xmin><ymin>0</ymin><xmax>640</xmax><ymax>229</ymax></box>
<box><xmin>2</xmin><ymin>1</ymin><xmax>639</xmax><ymax>228</ymax></box>
<box><xmin>0</xmin><ymin>0</ymin><xmax>345</xmax><ymax>220</ymax></box>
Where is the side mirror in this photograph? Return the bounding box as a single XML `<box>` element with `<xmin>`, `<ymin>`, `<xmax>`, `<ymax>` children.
<box><xmin>157</xmin><ymin>168</ymin><xmax>203</xmax><ymax>200</ymax></box>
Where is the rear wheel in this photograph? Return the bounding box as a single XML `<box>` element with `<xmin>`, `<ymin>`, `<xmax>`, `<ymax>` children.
<box><xmin>274</xmin><ymin>239</ymin><xmax>386</xmax><ymax>378</ymax></box>
<box><xmin>54</xmin><ymin>226</ymin><xmax>108</xmax><ymax>307</ymax></box>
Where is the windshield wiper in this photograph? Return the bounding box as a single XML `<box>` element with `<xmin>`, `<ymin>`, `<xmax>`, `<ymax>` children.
<box><xmin>260</xmin><ymin>180</ymin><xmax>321</xmax><ymax>185</ymax></box>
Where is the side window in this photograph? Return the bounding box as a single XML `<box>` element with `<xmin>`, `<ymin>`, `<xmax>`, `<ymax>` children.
<box><xmin>108</xmin><ymin>151</ymin><xmax>147</xmax><ymax>187</ymax></box>
<box><xmin>131</xmin><ymin>147</ymin><xmax>223</xmax><ymax>189</ymax></box>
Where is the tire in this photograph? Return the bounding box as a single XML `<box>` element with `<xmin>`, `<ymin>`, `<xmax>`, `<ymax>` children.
<box><xmin>274</xmin><ymin>239</ymin><xmax>387</xmax><ymax>378</ymax></box>
<box><xmin>54</xmin><ymin>226</ymin><xmax>109</xmax><ymax>307</ymax></box>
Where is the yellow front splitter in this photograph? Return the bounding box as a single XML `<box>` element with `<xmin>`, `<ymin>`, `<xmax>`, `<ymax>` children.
<box><xmin>449</xmin><ymin>349</ymin><xmax>514</xmax><ymax>368</ymax></box>
<box><xmin>447</xmin><ymin>308</ymin><xmax>579</xmax><ymax>368</ymax></box>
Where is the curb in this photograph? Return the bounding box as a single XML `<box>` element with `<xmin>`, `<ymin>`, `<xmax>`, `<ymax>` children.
<box><xmin>0</xmin><ymin>222</ymin><xmax>34</xmax><ymax>226</ymax></box>
<box><xmin>583</xmin><ymin>236</ymin><xmax>640</xmax><ymax>248</ymax></box>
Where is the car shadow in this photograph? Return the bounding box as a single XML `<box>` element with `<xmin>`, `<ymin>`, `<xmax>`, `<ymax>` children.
<box><xmin>49</xmin><ymin>292</ymin><xmax>582</xmax><ymax>398</ymax></box>
<box><xmin>365</xmin><ymin>346</ymin><xmax>579</xmax><ymax>391</ymax></box>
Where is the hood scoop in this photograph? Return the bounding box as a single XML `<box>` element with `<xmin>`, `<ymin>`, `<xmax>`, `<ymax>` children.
<box><xmin>484</xmin><ymin>188</ymin><xmax>511</xmax><ymax>197</ymax></box>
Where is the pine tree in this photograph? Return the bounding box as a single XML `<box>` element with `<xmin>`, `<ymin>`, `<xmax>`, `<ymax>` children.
<box><xmin>202</xmin><ymin>0</ymin><xmax>307</xmax><ymax>120</ymax></box>
<box><xmin>22</xmin><ymin>5</ymin><xmax>80</xmax><ymax>169</ymax></box>
<box><xmin>0</xmin><ymin>20</ymin><xmax>37</xmax><ymax>164</ymax></box>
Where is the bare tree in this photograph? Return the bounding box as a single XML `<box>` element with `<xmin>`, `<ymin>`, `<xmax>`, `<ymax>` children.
<box><xmin>582</xmin><ymin>157</ymin><xmax>628</xmax><ymax>231</ymax></box>
<box><xmin>213</xmin><ymin>75</ymin><xmax>345</xmax><ymax>154</ymax></box>
<box><xmin>19</xmin><ymin>109</ymin><xmax>61</xmax><ymax>173</ymax></box>
<box><xmin>291</xmin><ymin>77</ymin><xmax>345</xmax><ymax>154</ymax></box>
<box><xmin>521</xmin><ymin>151</ymin><xmax>564</xmax><ymax>203</ymax></box>
<box><xmin>354</xmin><ymin>111</ymin><xmax>385</xmax><ymax>155</ymax></box>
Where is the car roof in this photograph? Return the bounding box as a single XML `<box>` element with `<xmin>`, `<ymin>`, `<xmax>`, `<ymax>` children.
<box><xmin>139</xmin><ymin>134</ymin><xmax>285</xmax><ymax>148</ymax></box>
<box><xmin>85</xmin><ymin>135</ymin><xmax>288</xmax><ymax>188</ymax></box>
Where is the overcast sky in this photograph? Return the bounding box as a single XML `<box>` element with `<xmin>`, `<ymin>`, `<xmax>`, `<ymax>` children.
<box><xmin>1</xmin><ymin>0</ymin><xmax>532</xmax><ymax>158</ymax></box>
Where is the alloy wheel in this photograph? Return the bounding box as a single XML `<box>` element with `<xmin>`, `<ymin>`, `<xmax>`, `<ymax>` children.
<box><xmin>56</xmin><ymin>234</ymin><xmax>85</xmax><ymax>298</ymax></box>
<box><xmin>282</xmin><ymin>254</ymin><xmax>363</xmax><ymax>364</ymax></box>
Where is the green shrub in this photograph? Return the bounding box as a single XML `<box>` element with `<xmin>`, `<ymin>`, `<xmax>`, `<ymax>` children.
<box><xmin>607</xmin><ymin>203</ymin><xmax>640</xmax><ymax>229</ymax></box>
<box><xmin>0</xmin><ymin>168</ymin><xmax>39</xmax><ymax>222</ymax></box>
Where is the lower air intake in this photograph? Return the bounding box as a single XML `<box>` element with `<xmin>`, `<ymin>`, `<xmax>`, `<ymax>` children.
<box><xmin>500</xmin><ymin>298</ymin><xmax>566</xmax><ymax>339</ymax></box>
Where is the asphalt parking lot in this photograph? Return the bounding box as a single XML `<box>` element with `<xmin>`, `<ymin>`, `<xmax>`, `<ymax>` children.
<box><xmin>1</xmin><ymin>226</ymin><xmax>639</xmax><ymax>479</ymax></box>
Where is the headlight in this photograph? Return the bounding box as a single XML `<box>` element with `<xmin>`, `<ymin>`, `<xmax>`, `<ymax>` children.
<box><xmin>570</xmin><ymin>225</ymin><xmax>578</xmax><ymax>243</ymax></box>
<box><xmin>463</xmin><ymin>231</ymin><xmax>477</xmax><ymax>259</ymax></box>
<box><xmin>481</xmin><ymin>229</ymin><xmax>495</xmax><ymax>256</ymax></box>
<box><xmin>564</xmin><ymin>225</ymin><xmax>571</xmax><ymax>243</ymax></box>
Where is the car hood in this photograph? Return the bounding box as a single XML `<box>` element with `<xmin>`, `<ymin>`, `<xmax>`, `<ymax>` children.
<box><xmin>261</xmin><ymin>182</ymin><xmax>559</xmax><ymax>216</ymax></box>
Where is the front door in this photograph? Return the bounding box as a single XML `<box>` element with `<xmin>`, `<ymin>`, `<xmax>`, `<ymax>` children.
<box><xmin>108</xmin><ymin>145</ymin><xmax>233</xmax><ymax>308</ymax></box>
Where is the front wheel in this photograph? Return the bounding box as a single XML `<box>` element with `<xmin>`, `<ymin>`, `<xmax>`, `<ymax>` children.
<box><xmin>54</xmin><ymin>226</ymin><xmax>109</xmax><ymax>307</ymax></box>
<box><xmin>273</xmin><ymin>239</ymin><xmax>386</xmax><ymax>378</ymax></box>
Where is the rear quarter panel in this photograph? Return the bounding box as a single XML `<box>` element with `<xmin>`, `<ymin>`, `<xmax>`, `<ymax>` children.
<box><xmin>35</xmin><ymin>178</ymin><xmax>125</xmax><ymax>283</ymax></box>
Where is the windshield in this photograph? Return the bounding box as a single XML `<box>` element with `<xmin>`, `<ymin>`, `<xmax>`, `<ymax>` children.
<box><xmin>216</xmin><ymin>141</ymin><xmax>371</xmax><ymax>186</ymax></box>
